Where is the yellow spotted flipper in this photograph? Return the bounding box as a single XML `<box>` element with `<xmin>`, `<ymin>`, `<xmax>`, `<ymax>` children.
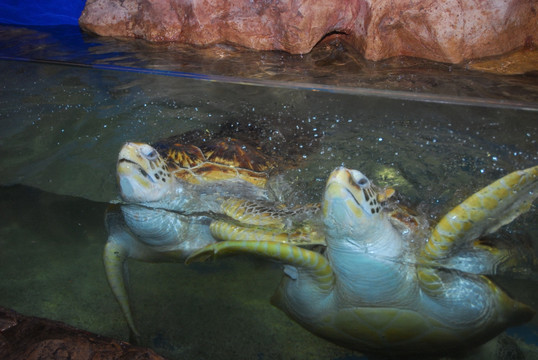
<box><xmin>186</xmin><ymin>240</ymin><xmax>333</xmax><ymax>291</ymax></box>
<box><xmin>211</xmin><ymin>198</ymin><xmax>326</xmax><ymax>245</ymax></box>
<box><xmin>421</xmin><ymin>166</ymin><xmax>538</xmax><ymax>261</ymax></box>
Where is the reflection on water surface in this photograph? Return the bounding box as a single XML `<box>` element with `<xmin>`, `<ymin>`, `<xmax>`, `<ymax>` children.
<box><xmin>1</xmin><ymin>24</ymin><xmax>538</xmax><ymax>107</ymax></box>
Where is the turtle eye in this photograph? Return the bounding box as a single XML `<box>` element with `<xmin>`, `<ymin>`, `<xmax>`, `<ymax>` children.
<box><xmin>348</xmin><ymin>169</ymin><xmax>370</xmax><ymax>189</ymax></box>
<box><xmin>147</xmin><ymin>150</ymin><xmax>158</xmax><ymax>160</ymax></box>
<box><xmin>142</xmin><ymin>147</ymin><xmax>159</xmax><ymax>161</ymax></box>
<box><xmin>357</xmin><ymin>177</ymin><xmax>369</xmax><ymax>187</ymax></box>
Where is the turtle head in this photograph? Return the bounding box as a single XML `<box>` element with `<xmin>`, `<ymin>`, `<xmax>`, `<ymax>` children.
<box><xmin>117</xmin><ymin>142</ymin><xmax>174</xmax><ymax>203</ymax></box>
<box><xmin>322</xmin><ymin>167</ymin><xmax>383</xmax><ymax>248</ymax></box>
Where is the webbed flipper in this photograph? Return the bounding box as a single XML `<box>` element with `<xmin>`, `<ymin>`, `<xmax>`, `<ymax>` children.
<box><xmin>421</xmin><ymin>166</ymin><xmax>538</xmax><ymax>262</ymax></box>
<box><xmin>186</xmin><ymin>240</ymin><xmax>333</xmax><ymax>291</ymax></box>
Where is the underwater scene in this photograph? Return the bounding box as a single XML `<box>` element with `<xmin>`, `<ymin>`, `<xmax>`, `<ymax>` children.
<box><xmin>0</xmin><ymin>25</ymin><xmax>537</xmax><ymax>359</ymax></box>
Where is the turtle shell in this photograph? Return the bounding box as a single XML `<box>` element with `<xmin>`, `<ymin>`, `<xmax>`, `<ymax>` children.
<box><xmin>152</xmin><ymin>137</ymin><xmax>276</xmax><ymax>188</ymax></box>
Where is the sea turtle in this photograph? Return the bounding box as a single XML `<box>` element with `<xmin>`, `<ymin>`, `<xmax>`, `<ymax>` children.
<box><xmin>106</xmin><ymin>135</ymin><xmax>324</xmax><ymax>338</ymax></box>
<box><xmin>187</xmin><ymin>165</ymin><xmax>537</xmax><ymax>356</ymax></box>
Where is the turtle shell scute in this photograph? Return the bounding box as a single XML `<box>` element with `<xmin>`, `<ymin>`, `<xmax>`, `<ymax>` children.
<box><xmin>165</xmin><ymin>143</ymin><xmax>206</xmax><ymax>170</ymax></box>
<box><xmin>153</xmin><ymin>137</ymin><xmax>275</xmax><ymax>186</ymax></box>
<box><xmin>200</xmin><ymin>138</ymin><xmax>275</xmax><ymax>172</ymax></box>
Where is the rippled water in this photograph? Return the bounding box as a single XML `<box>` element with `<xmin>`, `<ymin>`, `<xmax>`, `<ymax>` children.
<box><xmin>0</xmin><ymin>24</ymin><xmax>537</xmax><ymax>360</ymax></box>
<box><xmin>1</xmin><ymin>24</ymin><xmax>538</xmax><ymax>108</ymax></box>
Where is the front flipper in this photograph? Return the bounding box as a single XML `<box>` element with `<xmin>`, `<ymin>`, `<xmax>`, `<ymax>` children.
<box><xmin>422</xmin><ymin>166</ymin><xmax>538</xmax><ymax>261</ymax></box>
<box><xmin>213</xmin><ymin>198</ymin><xmax>325</xmax><ymax>246</ymax></box>
<box><xmin>186</xmin><ymin>240</ymin><xmax>333</xmax><ymax>291</ymax></box>
<box><xmin>209</xmin><ymin>220</ymin><xmax>325</xmax><ymax>245</ymax></box>
<box><xmin>104</xmin><ymin>207</ymin><xmax>140</xmax><ymax>341</ymax></box>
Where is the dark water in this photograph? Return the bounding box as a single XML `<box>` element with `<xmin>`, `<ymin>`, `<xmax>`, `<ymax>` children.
<box><xmin>0</xmin><ymin>24</ymin><xmax>537</xmax><ymax>359</ymax></box>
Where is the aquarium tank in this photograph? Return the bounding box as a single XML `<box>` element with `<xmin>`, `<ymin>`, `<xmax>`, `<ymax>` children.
<box><xmin>0</xmin><ymin>1</ymin><xmax>537</xmax><ymax>359</ymax></box>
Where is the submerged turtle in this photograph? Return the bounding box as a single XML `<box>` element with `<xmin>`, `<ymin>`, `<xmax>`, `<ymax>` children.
<box><xmin>188</xmin><ymin>165</ymin><xmax>537</xmax><ymax>356</ymax></box>
<box><xmin>106</xmin><ymin>135</ymin><xmax>324</xmax><ymax>338</ymax></box>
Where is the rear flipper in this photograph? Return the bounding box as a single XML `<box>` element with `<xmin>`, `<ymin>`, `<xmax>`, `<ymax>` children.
<box><xmin>436</xmin><ymin>235</ymin><xmax>537</xmax><ymax>277</ymax></box>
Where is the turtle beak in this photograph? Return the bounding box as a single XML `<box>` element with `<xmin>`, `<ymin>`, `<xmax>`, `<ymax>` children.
<box><xmin>117</xmin><ymin>142</ymin><xmax>155</xmax><ymax>182</ymax></box>
<box><xmin>323</xmin><ymin>167</ymin><xmax>367</xmax><ymax>218</ymax></box>
<box><xmin>323</xmin><ymin>166</ymin><xmax>382</xmax><ymax>221</ymax></box>
<box><xmin>118</xmin><ymin>142</ymin><xmax>145</xmax><ymax>166</ymax></box>
<box><xmin>116</xmin><ymin>142</ymin><xmax>170</xmax><ymax>202</ymax></box>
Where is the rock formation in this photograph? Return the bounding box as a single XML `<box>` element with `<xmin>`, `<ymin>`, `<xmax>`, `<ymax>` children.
<box><xmin>0</xmin><ymin>307</ymin><xmax>166</xmax><ymax>360</ymax></box>
<box><xmin>79</xmin><ymin>0</ymin><xmax>537</xmax><ymax>63</ymax></box>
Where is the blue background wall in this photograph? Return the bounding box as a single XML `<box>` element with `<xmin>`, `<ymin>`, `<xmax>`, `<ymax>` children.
<box><xmin>0</xmin><ymin>0</ymin><xmax>86</xmax><ymax>25</ymax></box>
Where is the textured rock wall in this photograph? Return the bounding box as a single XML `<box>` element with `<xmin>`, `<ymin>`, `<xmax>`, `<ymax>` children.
<box><xmin>0</xmin><ymin>307</ymin><xmax>166</xmax><ymax>360</ymax></box>
<box><xmin>79</xmin><ymin>0</ymin><xmax>537</xmax><ymax>63</ymax></box>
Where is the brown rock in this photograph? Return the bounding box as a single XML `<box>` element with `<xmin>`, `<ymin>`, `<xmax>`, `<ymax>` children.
<box><xmin>363</xmin><ymin>0</ymin><xmax>538</xmax><ymax>63</ymax></box>
<box><xmin>79</xmin><ymin>0</ymin><xmax>361</xmax><ymax>54</ymax></box>
<box><xmin>466</xmin><ymin>48</ymin><xmax>538</xmax><ymax>75</ymax></box>
<box><xmin>0</xmin><ymin>306</ymin><xmax>167</xmax><ymax>360</ymax></box>
<box><xmin>79</xmin><ymin>0</ymin><xmax>537</xmax><ymax>64</ymax></box>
